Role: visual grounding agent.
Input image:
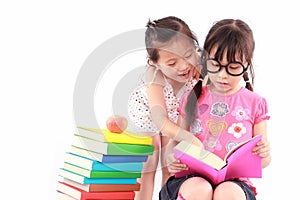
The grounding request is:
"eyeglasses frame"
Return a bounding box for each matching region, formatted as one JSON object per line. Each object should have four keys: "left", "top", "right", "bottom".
{"left": 203, "top": 58, "right": 248, "bottom": 76}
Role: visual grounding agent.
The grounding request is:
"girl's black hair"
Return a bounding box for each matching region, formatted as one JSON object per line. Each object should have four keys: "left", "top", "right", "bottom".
{"left": 145, "top": 16, "right": 199, "bottom": 62}
{"left": 185, "top": 19, "right": 255, "bottom": 125}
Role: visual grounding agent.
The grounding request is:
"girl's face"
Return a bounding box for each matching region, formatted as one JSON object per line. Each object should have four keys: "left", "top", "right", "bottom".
{"left": 207, "top": 47, "right": 247, "bottom": 95}
{"left": 154, "top": 36, "right": 200, "bottom": 83}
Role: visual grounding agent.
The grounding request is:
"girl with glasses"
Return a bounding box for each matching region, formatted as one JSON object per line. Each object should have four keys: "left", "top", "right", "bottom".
{"left": 160, "top": 19, "right": 271, "bottom": 200}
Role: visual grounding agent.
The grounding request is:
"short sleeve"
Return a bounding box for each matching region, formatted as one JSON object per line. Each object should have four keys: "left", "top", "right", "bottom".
{"left": 254, "top": 97, "right": 270, "bottom": 124}
{"left": 177, "top": 91, "right": 190, "bottom": 119}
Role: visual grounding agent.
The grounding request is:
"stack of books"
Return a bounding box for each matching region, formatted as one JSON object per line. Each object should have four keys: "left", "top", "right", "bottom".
{"left": 56, "top": 126, "right": 154, "bottom": 200}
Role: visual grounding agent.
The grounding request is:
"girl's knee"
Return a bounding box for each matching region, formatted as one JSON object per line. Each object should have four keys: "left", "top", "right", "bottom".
{"left": 213, "top": 181, "right": 246, "bottom": 200}
{"left": 178, "top": 177, "right": 213, "bottom": 200}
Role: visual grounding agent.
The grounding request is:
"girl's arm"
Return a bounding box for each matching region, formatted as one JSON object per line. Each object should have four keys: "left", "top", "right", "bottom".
{"left": 145, "top": 67, "right": 201, "bottom": 145}
{"left": 252, "top": 120, "right": 271, "bottom": 168}
{"left": 165, "top": 115, "right": 193, "bottom": 174}
{"left": 165, "top": 139, "right": 189, "bottom": 174}
{"left": 147, "top": 82, "right": 201, "bottom": 146}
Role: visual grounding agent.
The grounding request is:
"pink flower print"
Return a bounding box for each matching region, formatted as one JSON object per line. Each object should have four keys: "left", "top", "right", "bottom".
{"left": 204, "top": 137, "right": 222, "bottom": 152}
{"left": 231, "top": 106, "right": 250, "bottom": 121}
{"left": 228, "top": 122, "right": 246, "bottom": 138}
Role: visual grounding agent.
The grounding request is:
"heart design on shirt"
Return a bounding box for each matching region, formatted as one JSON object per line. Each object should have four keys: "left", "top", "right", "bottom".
{"left": 206, "top": 120, "right": 228, "bottom": 137}
{"left": 198, "top": 104, "right": 209, "bottom": 114}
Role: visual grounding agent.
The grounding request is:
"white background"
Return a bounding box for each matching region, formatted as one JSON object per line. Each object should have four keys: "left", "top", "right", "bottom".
{"left": 1, "top": 0, "right": 299, "bottom": 199}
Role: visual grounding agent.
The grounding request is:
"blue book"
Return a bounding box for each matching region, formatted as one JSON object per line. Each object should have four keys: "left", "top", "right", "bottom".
{"left": 59, "top": 168, "right": 137, "bottom": 184}
{"left": 64, "top": 152, "right": 143, "bottom": 171}
{"left": 69, "top": 146, "right": 148, "bottom": 163}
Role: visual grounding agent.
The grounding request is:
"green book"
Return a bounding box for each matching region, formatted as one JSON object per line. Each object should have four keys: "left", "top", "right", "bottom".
{"left": 63, "top": 163, "right": 142, "bottom": 178}
{"left": 72, "top": 135, "right": 154, "bottom": 156}
{"left": 58, "top": 168, "right": 137, "bottom": 184}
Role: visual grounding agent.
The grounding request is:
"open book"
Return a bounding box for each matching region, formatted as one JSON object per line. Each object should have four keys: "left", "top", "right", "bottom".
{"left": 173, "top": 135, "right": 262, "bottom": 185}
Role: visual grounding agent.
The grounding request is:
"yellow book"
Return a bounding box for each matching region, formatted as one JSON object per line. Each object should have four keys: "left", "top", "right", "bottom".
{"left": 76, "top": 126, "right": 152, "bottom": 145}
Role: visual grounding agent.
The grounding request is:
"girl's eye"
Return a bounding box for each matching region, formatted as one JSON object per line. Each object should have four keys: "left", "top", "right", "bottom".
{"left": 168, "top": 63, "right": 176, "bottom": 67}
{"left": 185, "top": 51, "right": 194, "bottom": 59}
{"left": 229, "top": 66, "right": 239, "bottom": 70}
{"left": 228, "top": 64, "right": 241, "bottom": 69}
{"left": 211, "top": 62, "right": 219, "bottom": 67}
{"left": 185, "top": 53, "right": 192, "bottom": 59}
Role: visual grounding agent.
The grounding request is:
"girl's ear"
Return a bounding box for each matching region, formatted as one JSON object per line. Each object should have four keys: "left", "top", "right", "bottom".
{"left": 147, "top": 59, "right": 156, "bottom": 67}
{"left": 148, "top": 59, "right": 161, "bottom": 69}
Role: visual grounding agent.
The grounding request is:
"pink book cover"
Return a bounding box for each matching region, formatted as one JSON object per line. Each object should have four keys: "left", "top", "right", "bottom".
{"left": 174, "top": 135, "right": 262, "bottom": 185}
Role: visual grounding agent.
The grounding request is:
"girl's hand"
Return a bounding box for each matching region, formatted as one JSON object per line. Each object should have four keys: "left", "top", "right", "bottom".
{"left": 252, "top": 137, "right": 271, "bottom": 168}
{"left": 168, "top": 159, "right": 189, "bottom": 174}
{"left": 252, "top": 138, "right": 270, "bottom": 159}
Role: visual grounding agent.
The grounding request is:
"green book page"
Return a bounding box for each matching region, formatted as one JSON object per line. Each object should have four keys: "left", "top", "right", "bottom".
{"left": 107, "top": 143, "right": 154, "bottom": 155}
{"left": 90, "top": 171, "right": 141, "bottom": 178}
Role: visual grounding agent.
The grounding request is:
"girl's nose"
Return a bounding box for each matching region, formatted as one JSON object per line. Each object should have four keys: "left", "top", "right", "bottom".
{"left": 218, "top": 66, "right": 228, "bottom": 77}
{"left": 177, "top": 59, "right": 190, "bottom": 71}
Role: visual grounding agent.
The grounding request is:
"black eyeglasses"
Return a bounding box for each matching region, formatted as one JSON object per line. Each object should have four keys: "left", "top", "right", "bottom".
{"left": 204, "top": 58, "right": 248, "bottom": 76}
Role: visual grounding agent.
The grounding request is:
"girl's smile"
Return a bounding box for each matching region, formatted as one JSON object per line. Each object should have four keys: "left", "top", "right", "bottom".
{"left": 178, "top": 68, "right": 192, "bottom": 79}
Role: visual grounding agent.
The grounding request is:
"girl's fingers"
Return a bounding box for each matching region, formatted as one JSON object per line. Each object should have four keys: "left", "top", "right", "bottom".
{"left": 253, "top": 142, "right": 270, "bottom": 158}
{"left": 253, "top": 139, "right": 269, "bottom": 152}
{"left": 168, "top": 160, "right": 188, "bottom": 173}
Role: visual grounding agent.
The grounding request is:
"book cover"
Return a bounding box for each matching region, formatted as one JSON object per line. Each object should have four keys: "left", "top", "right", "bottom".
{"left": 58, "top": 168, "right": 137, "bottom": 184}
{"left": 63, "top": 179, "right": 141, "bottom": 192}
{"left": 63, "top": 163, "right": 142, "bottom": 178}
{"left": 57, "top": 181, "right": 135, "bottom": 199}
{"left": 72, "top": 135, "right": 154, "bottom": 156}
{"left": 77, "top": 126, "right": 152, "bottom": 145}
{"left": 64, "top": 152, "right": 143, "bottom": 172}
{"left": 69, "top": 146, "right": 148, "bottom": 163}
{"left": 173, "top": 135, "right": 262, "bottom": 185}
{"left": 57, "top": 191, "right": 130, "bottom": 200}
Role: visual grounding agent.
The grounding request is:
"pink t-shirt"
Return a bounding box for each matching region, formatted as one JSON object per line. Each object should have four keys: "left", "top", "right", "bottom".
{"left": 178, "top": 86, "right": 270, "bottom": 193}
{"left": 178, "top": 86, "right": 270, "bottom": 159}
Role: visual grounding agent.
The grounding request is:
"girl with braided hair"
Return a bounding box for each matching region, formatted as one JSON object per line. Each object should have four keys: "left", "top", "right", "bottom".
{"left": 160, "top": 19, "right": 271, "bottom": 200}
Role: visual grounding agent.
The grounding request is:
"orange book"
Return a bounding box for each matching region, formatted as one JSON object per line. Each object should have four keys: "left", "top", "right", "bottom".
{"left": 56, "top": 181, "right": 135, "bottom": 200}
{"left": 63, "top": 179, "right": 140, "bottom": 192}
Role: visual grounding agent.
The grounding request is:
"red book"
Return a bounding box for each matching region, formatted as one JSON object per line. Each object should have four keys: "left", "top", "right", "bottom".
{"left": 63, "top": 179, "right": 140, "bottom": 192}
{"left": 56, "top": 192, "right": 132, "bottom": 200}
{"left": 56, "top": 181, "right": 135, "bottom": 200}
{"left": 174, "top": 135, "right": 262, "bottom": 185}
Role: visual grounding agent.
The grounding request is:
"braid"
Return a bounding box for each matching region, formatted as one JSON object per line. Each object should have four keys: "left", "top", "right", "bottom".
{"left": 243, "top": 71, "right": 254, "bottom": 91}
{"left": 185, "top": 51, "right": 208, "bottom": 126}
{"left": 185, "top": 76, "right": 204, "bottom": 125}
